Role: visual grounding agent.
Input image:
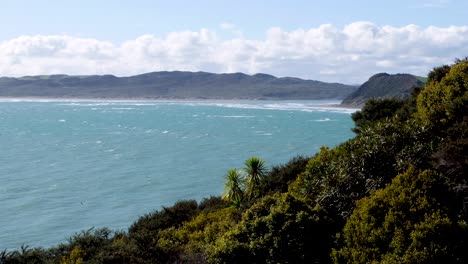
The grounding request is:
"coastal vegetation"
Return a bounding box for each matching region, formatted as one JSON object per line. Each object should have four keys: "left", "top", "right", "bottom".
{"left": 1, "top": 59, "right": 467, "bottom": 263}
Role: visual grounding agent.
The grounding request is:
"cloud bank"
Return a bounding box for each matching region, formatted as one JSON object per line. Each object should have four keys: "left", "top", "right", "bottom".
{"left": 1, "top": 22, "right": 467, "bottom": 84}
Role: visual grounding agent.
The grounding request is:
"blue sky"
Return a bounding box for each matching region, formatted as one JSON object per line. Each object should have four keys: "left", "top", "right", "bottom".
{"left": 2, "top": 0, "right": 467, "bottom": 41}
{"left": 0, "top": 0, "right": 467, "bottom": 83}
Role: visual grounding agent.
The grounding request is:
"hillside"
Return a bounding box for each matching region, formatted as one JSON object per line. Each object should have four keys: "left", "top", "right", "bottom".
{"left": 1, "top": 60, "right": 467, "bottom": 263}
{"left": 340, "top": 73, "right": 425, "bottom": 107}
{"left": 0, "top": 71, "right": 357, "bottom": 100}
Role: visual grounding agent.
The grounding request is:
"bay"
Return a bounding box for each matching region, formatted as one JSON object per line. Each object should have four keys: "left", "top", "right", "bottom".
{"left": 0, "top": 100, "right": 355, "bottom": 249}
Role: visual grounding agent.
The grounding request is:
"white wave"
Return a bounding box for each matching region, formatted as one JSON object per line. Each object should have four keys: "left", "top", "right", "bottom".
{"left": 312, "top": 118, "right": 334, "bottom": 122}
{"left": 58, "top": 101, "right": 157, "bottom": 107}
{"left": 219, "top": 115, "right": 256, "bottom": 118}
{"left": 60, "top": 102, "right": 113, "bottom": 106}
{"left": 162, "top": 130, "right": 169, "bottom": 134}
{"left": 256, "top": 131, "right": 273, "bottom": 136}
{"left": 185, "top": 101, "right": 358, "bottom": 114}
{"left": 0, "top": 98, "right": 60, "bottom": 103}
{"left": 58, "top": 119, "right": 66, "bottom": 122}
{"left": 111, "top": 107, "right": 135, "bottom": 110}
{"left": 76, "top": 100, "right": 359, "bottom": 114}
{"left": 1, "top": 98, "right": 359, "bottom": 113}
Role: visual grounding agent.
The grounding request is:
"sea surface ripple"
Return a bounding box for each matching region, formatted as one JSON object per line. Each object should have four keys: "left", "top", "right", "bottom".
{"left": 0, "top": 100, "right": 355, "bottom": 249}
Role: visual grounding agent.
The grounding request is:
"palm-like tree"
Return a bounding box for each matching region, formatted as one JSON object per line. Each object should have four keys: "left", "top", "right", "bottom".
{"left": 244, "top": 157, "right": 267, "bottom": 199}
{"left": 222, "top": 169, "right": 244, "bottom": 207}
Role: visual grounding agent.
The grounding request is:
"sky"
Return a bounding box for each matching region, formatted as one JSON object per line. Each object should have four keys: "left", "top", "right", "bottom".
{"left": 0, "top": 0, "right": 467, "bottom": 84}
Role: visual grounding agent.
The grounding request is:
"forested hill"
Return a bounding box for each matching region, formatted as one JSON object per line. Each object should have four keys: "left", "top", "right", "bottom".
{"left": 0, "top": 71, "right": 357, "bottom": 100}
{"left": 340, "top": 73, "right": 425, "bottom": 107}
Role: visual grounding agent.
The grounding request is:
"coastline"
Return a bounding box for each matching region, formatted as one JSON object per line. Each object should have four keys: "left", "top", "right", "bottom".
{"left": 0, "top": 96, "right": 361, "bottom": 113}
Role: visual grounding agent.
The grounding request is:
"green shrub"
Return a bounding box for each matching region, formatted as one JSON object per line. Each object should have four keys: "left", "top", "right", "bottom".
{"left": 128, "top": 200, "right": 200, "bottom": 262}
{"left": 0, "top": 246, "right": 51, "bottom": 264}
{"left": 258, "top": 155, "right": 310, "bottom": 195}
{"left": 291, "top": 118, "right": 437, "bottom": 219}
{"left": 351, "top": 98, "right": 406, "bottom": 134}
{"left": 417, "top": 60, "right": 468, "bottom": 128}
{"left": 208, "top": 193, "right": 335, "bottom": 264}
{"left": 332, "top": 168, "right": 467, "bottom": 263}
{"left": 156, "top": 207, "right": 239, "bottom": 263}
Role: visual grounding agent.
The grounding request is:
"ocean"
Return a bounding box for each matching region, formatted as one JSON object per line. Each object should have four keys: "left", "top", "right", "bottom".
{"left": 0, "top": 100, "right": 356, "bottom": 249}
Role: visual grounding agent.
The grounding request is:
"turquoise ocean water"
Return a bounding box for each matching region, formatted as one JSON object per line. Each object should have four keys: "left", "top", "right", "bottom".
{"left": 0, "top": 100, "right": 355, "bottom": 249}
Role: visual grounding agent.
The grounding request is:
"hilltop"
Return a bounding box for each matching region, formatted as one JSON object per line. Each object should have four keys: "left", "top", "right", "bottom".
{"left": 340, "top": 73, "right": 425, "bottom": 107}
{"left": 0, "top": 71, "right": 357, "bottom": 100}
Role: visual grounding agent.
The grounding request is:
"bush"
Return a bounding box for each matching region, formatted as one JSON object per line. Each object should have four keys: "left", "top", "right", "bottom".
{"left": 156, "top": 207, "right": 239, "bottom": 263}
{"left": 333, "top": 168, "right": 467, "bottom": 263}
{"left": 128, "top": 200, "right": 200, "bottom": 262}
{"left": 351, "top": 98, "right": 406, "bottom": 134}
{"left": 129, "top": 200, "right": 199, "bottom": 238}
{"left": 0, "top": 246, "right": 51, "bottom": 264}
{"left": 257, "top": 155, "right": 310, "bottom": 195}
{"left": 207, "top": 193, "right": 335, "bottom": 264}
{"left": 417, "top": 60, "right": 468, "bottom": 128}
{"left": 291, "top": 118, "right": 438, "bottom": 219}
{"left": 198, "top": 196, "right": 229, "bottom": 213}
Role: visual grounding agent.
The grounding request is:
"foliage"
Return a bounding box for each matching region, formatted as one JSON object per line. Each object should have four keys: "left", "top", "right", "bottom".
{"left": 129, "top": 199, "right": 199, "bottom": 238}
{"left": 51, "top": 228, "right": 143, "bottom": 264}
{"left": 207, "top": 193, "right": 335, "bottom": 264}
{"left": 290, "top": 118, "right": 438, "bottom": 219}
{"left": 243, "top": 157, "right": 267, "bottom": 199}
{"left": 156, "top": 207, "right": 239, "bottom": 263}
{"left": 257, "top": 155, "right": 309, "bottom": 195}
{"left": 61, "top": 246, "right": 84, "bottom": 264}
{"left": 427, "top": 64, "right": 451, "bottom": 84}
{"left": 332, "top": 168, "right": 467, "bottom": 263}
{"left": 221, "top": 157, "right": 269, "bottom": 207}
{"left": 392, "top": 85, "right": 423, "bottom": 121}
{"left": 198, "top": 196, "right": 230, "bottom": 213}
{"left": 222, "top": 169, "right": 245, "bottom": 208}
{"left": 126, "top": 200, "right": 200, "bottom": 262}
{"left": 0, "top": 246, "right": 51, "bottom": 264}
{"left": 417, "top": 60, "right": 468, "bottom": 128}
{"left": 351, "top": 98, "right": 406, "bottom": 134}
{"left": 432, "top": 116, "right": 468, "bottom": 220}
{"left": 58, "top": 228, "right": 113, "bottom": 260}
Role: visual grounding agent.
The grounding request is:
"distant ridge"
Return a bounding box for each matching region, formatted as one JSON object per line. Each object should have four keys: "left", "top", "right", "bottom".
{"left": 340, "top": 73, "right": 425, "bottom": 107}
{"left": 0, "top": 71, "right": 357, "bottom": 100}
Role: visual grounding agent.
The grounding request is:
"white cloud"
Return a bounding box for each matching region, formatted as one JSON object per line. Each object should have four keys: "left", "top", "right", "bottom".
{"left": 219, "top": 23, "right": 243, "bottom": 38}
{"left": 1, "top": 22, "right": 467, "bottom": 84}
{"left": 319, "top": 70, "right": 337, "bottom": 75}
{"left": 409, "top": 0, "right": 450, "bottom": 8}
{"left": 220, "top": 23, "right": 236, "bottom": 30}
{"left": 420, "top": 0, "right": 450, "bottom": 8}
{"left": 376, "top": 60, "right": 396, "bottom": 68}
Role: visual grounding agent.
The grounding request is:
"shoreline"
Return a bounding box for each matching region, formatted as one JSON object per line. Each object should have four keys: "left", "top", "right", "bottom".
{"left": 0, "top": 97, "right": 361, "bottom": 111}
{"left": 0, "top": 96, "right": 355, "bottom": 103}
